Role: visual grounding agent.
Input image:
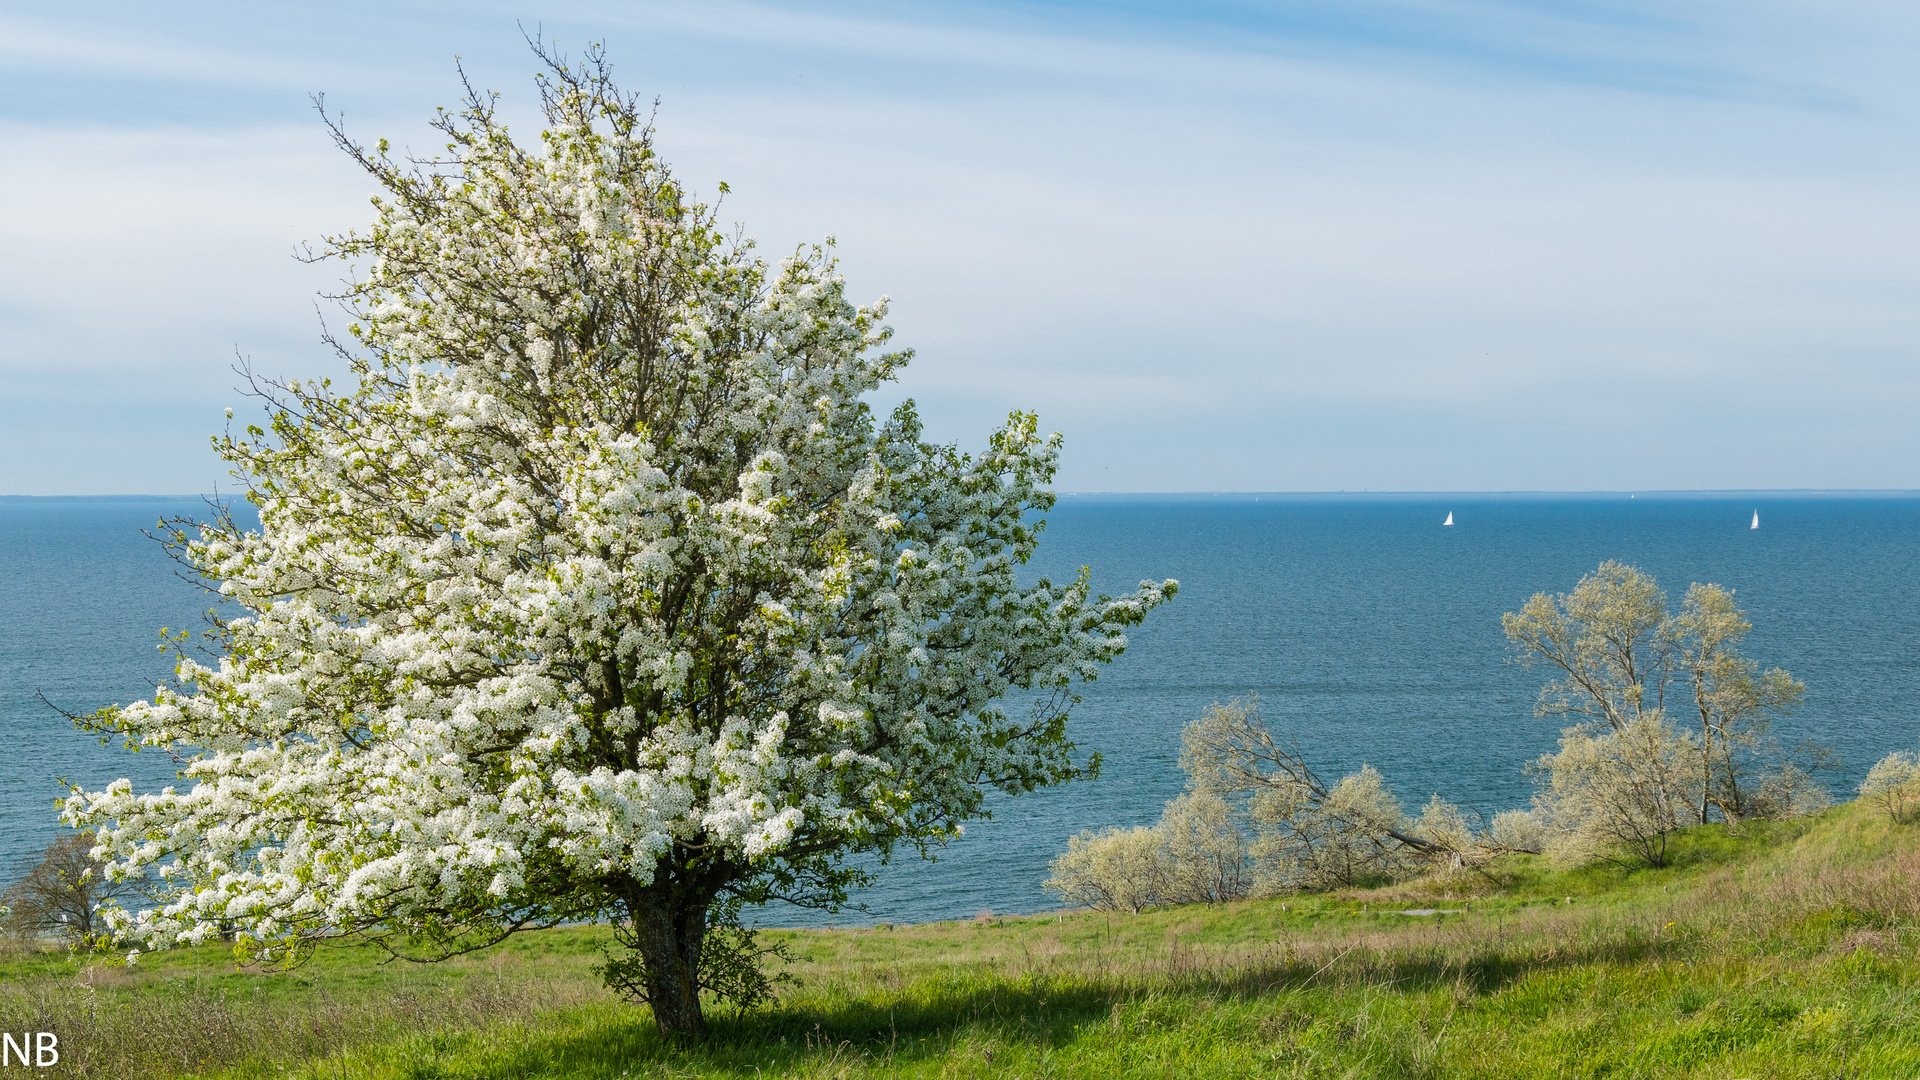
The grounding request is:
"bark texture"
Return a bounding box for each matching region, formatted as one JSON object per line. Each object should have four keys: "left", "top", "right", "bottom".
{"left": 606, "top": 865, "right": 724, "bottom": 1039}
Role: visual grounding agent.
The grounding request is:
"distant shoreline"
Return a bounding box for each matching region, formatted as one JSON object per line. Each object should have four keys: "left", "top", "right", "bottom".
{"left": 0, "top": 494, "right": 217, "bottom": 502}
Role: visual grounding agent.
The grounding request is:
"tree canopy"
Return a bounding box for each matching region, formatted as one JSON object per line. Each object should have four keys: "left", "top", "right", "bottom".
{"left": 65, "top": 48, "right": 1173, "bottom": 1038}
{"left": 1492, "top": 560, "right": 1829, "bottom": 875}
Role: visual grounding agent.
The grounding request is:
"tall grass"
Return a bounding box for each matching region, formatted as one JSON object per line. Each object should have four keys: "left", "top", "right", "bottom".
{"left": 4, "top": 798, "right": 1919, "bottom": 1078}
{"left": 0, "top": 936, "right": 611, "bottom": 1077}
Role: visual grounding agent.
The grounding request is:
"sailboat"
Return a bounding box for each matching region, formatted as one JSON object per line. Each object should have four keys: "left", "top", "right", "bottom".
{"left": 1443, "top": 512, "right": 1454, "bottom": 526}
{"left": 1751, "top": 510, "right": 1759, "bottom": 530}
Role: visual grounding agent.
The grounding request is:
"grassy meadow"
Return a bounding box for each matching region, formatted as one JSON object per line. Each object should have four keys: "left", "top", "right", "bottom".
{"left": 5, "top": 798, "right": 1920, "bottom": 1078}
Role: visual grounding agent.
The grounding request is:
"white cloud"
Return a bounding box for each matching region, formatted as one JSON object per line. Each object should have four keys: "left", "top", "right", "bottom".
{"left": 0, "top": 124, "right": 365, "bottom": 372}
{"left": 0, "top": 2, "right": 1915, "bottom": 492}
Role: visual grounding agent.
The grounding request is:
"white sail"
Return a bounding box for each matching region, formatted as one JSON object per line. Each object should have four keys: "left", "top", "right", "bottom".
{"left": 1443, "top": 512, "right": 1453, "bottom": 526}
{"left": 1751, "top": 510, "right": 1760, "bottom": 530}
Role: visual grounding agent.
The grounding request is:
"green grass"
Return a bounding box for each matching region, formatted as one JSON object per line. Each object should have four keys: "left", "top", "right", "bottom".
{"left": 7, "top": 800, "right": 1920, "bottom": 1078}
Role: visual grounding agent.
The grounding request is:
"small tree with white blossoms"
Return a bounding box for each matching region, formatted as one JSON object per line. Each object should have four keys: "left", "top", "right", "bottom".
{"left": 65, "top": 48, "right": 1173, "bottom": 1039}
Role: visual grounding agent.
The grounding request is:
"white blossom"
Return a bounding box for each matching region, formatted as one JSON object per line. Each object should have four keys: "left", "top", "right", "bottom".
{"left": 66, "top": 55, "right": 1175, "bottom": 991}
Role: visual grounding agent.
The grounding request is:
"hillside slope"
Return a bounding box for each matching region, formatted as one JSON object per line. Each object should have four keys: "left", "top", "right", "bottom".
{"left": 4, "top": 798, "right": 1919, "bottom": 1078}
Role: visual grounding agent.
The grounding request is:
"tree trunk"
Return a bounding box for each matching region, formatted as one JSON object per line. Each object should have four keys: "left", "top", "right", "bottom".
{"left": 1699, "top": 726, "right": 1715, "bottom": 826}
{"left": 621, "top": 875, "right": 713, "bottom": 1040}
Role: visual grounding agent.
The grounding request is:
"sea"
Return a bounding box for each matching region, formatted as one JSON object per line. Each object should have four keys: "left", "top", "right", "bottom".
{"left": 4, "top": 493, "right": 1917, "bottom": 927}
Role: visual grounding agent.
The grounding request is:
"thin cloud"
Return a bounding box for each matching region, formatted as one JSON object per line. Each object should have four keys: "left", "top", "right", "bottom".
{"left": 587, "top": 0, "right": 1865, "bottom": 105}
{"left": 0, "top": 3, "right": 1915, "bottom": 492}
{"left": 0, "top": 13, "right": 413, "bottom": 96}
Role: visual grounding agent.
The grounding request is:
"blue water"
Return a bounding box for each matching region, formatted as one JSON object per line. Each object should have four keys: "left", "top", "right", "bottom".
{"left": 0, "top": 497, "right": 231, "bottom": 877}
{"left": 4, "top": 494, "right": 1918, "bottom": 925}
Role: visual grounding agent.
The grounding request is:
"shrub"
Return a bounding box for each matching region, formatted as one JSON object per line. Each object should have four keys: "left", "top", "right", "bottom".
{"left": 1530, "top": 715, "right": 1701, "bottom": 868}
{"left": 1158, "top": 791, "right": 1248, "bottom": 905}
{"left": 1408, "top": 795, "right": 1474, "bottom": 854}
{"left": 1749, "top": 763, "right": 1832, "bottom": 820}
{"left": 1044, "top": 827, "right": 1170, "bottom": 914}
{"left": 1251, "top": 764, "right": 1411, "bottom": 891}
{"left": 1860, "top": 751, "right": 1920, "bottom": 823}
{"left": 1045, "top": 789, "right": 1255, "bottom": 913}
{"left": 1485, "top": 809, "right": 1548, "bottom": 854}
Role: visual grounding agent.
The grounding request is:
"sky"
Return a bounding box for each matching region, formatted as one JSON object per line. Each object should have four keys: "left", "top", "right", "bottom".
{"left": 1, "top": 1, "right": 1916, "bottom": 494}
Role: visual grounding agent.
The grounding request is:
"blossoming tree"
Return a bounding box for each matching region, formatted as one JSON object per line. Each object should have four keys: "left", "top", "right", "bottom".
{"left": 65, "top": 50, "right": 1174, "bottom": 1038}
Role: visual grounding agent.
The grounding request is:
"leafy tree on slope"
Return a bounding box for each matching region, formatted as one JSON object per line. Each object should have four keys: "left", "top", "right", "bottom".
{"left": 1, "top": 832, "right": 142, "bottom": 945}
{"left": 1503, "top": 563, "right": 1822, "bottom": 873}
